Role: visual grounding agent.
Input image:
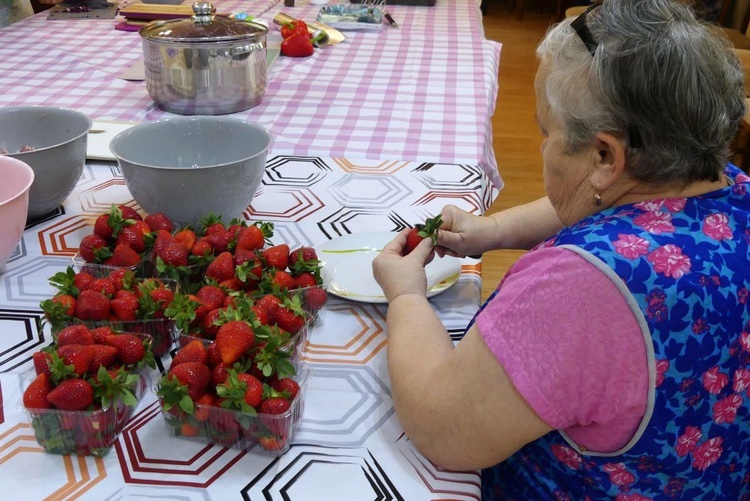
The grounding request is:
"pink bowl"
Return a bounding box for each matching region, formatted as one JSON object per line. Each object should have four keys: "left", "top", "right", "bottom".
{"left": 0, "top": 156, "right": 34, "bottom": 270}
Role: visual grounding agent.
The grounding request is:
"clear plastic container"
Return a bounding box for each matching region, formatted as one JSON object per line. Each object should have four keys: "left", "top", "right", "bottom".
{"left": 49, "top": 278, "right": 179, "bottom": 357}
{"left": 156, "top": 365, "right": 310, "bottom": 455}
{"left": 72, "top": 251, "right": 153, "bottom": 278}
{"left": 23, "top": 372, "right": 149, "bottom": 456}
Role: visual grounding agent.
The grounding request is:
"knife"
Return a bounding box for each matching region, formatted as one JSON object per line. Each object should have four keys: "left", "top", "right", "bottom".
{"left": 382, "top": 9, "right": 398, "bottom": 28}
{"left": 273, "top": 13, "right": 346, "bottom": 47}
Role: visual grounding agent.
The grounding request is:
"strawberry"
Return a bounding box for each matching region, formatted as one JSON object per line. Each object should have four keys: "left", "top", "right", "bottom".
{"left": 93, "top": 213, "right": 114, "bottom": 239}
{"left": 271, "top": 270, "right": 296, "bottom": 290}
{"left": 205, "top": 252, "right": 235, "bottom": 283}
{"left": 196, "top": 285, "right": 226, "bottom": 311}
{"left": 56, "top": 344, "right": 95, "bottom": 376}
{"left": 295, "top": 272, "right": 318, "bottom": 289}
{"left": 105, "top": 334, "right": 146, "bottom": 365}
{"left": 174, "top": 229, "right": 197, "bottom": 252}
{"left": 211, "top": 362, "right": 231, "bottom": 386}
{"left": 273, "top": 378, "right": 301, "bottom": 400}
{"left": 237, "top": 373, "right": 263, "bottom": 408}
{"left": 255, "top": 294, "right": 281, "bottom": 320}
{"left": 75, "top": 289, "right": 110, "bottom": 320}
{"left": 51, "top": 294, "right": 76, "bottom": 317}
{"left": 168, "top": 362, "right": 211, "bottom": 400}
{"left": 90, "top": 326, "right": 115, "bottom": 344}
{"left": 160, "top": 242, "right": 189, "bottom": 267}
{"left": 110, "top": 269, "right": 136, "bottom": 291}
{"left": 223, "top": 294, "right": 239, "bottom": 309}
{"left": 252, "top": 305, "right": 271, "bottom": 325}
{"left": 23, "top": 373, "right": 54, "bottom": 409}
{"left": 153, "top": 229, "right": 177, "bottom": 257}
{"left": 171, "top": 339, "right": 208, "bottom": 368}
{"left": 288, "top": 247, "right": 321, "bottom": 276}
{"left": 145, "top": 213, "right": 174, "bottom": 233}
{"left": 116, "top": 226, "right": 146, "bottom": 254}
{"left": 32, "top": 351, "right": 53, "bottom": 376}
{"left": 304, "top": 287, "right": 328, "bottom": 312}
{"left": 200, "top": 308, "right": 222, "bottom": 339}
{"left": 259, "top": 395, "right": 292, "bottom": 415}
{"left": 111, "top": 243, "right": 142, "bottom": 267}
{"left": 404, "top": 215, "right": 443, "bottom": 255}
{"left": 236, "top": 225, "right": 265, "bottom": 251}
{"left": 262, "top": 244, "right": 290, "bottom": 270}
{"left": 118, "top": 204, "right": 143, "bottom": 222}
{"left": 257, "top": 435, "right": 286, "bottom": 451}
{"left": 180, "top": 423, "right": 200, "bottom": 437}
{"left": 259, "top": 396, "right": 292, "bottom": 437}
{"left": 203, "top": 217, "right": 226, "bottom": 235}
{"left": 57, "top": 325, "right": 94, "bottom": 346}
{"left": 289, "top": 246, "right": 318, "bottom": 265}
{"left": 73, "top": 271, "right": 95, "bottom": 292}
{"left": 89, "top": 344, "right": 118, "bottom": 371}
{"left": 150, "top": 287, "right": 174, "bottom": 312}
{"left": 79, "top": 234, "right": 110, "bottom": 263}
{"left": 274, "top": 306, "right": 306, "bottom": 335}
{"left": 111, "top": 295, "right": 139, "bottom": 321}
{"left": 204, "top": 231, "right": 232, "bottom": 254}
{"left": 47, "top": 378, "right": 94, "bottom": 411}
{"left": 215, "top": 320, "right": 255, "bottom": 364}
{"left": 191, "top": 239, "right": 214, "bottom": 257}
{"left": 89, "top": 277, "right": 116, "bottom": 297}
{"left": 206, "top": 341, "right": 223, "bottom": 367}
{"left": 194, "top": 393, "right": 218, "bottom": 422}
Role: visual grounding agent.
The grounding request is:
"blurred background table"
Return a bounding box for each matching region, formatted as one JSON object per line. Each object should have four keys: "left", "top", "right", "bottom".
{"left": 0, "top": 0, "right": 503, "bottom": 188}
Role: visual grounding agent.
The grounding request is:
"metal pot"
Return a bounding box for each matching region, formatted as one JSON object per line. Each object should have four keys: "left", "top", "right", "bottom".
{"left": 139, "top": 2, "right": 268, "bottom": 115}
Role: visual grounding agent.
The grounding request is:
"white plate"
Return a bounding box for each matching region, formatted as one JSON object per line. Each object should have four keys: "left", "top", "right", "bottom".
{"left": 316, "top": 231, "right": 461, "bottom": 303}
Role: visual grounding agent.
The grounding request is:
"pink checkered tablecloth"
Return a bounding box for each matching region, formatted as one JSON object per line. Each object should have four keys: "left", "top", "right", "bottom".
{"left": 0, "top": 0, "right": 504, "bottom": 188}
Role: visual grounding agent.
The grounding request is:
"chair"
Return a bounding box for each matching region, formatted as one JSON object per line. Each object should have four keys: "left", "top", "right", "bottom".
{"left": 720, "top": 0, "right": 750, "bottom": 49}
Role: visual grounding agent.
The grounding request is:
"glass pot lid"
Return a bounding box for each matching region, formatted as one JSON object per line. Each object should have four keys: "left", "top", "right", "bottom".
{"left": 139, "top": 2, "right": 268, "bottom": 43}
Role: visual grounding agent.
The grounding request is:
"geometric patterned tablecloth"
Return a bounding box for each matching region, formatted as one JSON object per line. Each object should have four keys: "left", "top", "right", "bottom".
{"left": 0, "top": 156, "right": 497, "bottom": 500}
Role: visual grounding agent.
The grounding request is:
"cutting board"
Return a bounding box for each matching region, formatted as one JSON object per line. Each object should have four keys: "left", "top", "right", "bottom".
{"left": 119, "top": 3, "right": 229, "bottom": 20}
{"left": 87, "top": 120, "right": 139, "bottom": 161}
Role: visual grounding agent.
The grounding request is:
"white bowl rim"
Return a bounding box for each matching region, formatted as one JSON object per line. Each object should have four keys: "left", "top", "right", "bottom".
{"left": 109, "top": 117, "right": 273, "bottom": 171}
{"left": 0, "top": 156, "right": 36, "bottom": 206}
{"left": 0, "top": 105, "right": 92, "bottom": 155}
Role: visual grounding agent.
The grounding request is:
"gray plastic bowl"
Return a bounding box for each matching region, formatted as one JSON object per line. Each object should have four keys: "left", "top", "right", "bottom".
{"left": 110, "top": 117, "right": 271, "bottom": 227}
{"left": 0, "top": 106, "right": 91, "bottom": 220}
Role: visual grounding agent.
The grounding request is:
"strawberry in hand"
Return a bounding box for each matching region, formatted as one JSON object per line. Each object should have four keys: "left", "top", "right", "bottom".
{"left": 403, "top": 215, "right": 443, "bottom": 255}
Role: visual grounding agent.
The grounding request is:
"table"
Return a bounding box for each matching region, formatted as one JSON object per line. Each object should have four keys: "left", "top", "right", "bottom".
{"left": 0, "top": 0, "right": 503, "bottom": 188}
{"left": 0, "top": 155, "right": 495, "bottom": 499}
{"left": 0, "top": 1, "right": 501, "bottom": 498}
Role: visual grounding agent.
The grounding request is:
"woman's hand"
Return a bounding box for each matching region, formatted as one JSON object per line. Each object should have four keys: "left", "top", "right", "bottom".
{"left": 435, "top": 204, "right": 495, "bottom": 258}
{"left": 373, "top": 229, "right": 435, "bottom": 303}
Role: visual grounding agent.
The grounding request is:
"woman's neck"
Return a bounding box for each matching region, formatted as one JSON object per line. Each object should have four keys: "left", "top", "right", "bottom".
{"left": 610, "top": 176, "right": 730, "bottom": 209}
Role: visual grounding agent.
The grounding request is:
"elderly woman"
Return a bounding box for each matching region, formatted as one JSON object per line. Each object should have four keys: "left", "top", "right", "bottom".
{"left": 373, "top": 0, "right": 750, "bottom": 498}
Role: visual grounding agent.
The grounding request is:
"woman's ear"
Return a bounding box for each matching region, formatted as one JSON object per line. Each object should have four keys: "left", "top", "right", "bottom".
{"left": 589, "top": 132, "right": 627, "bottom": 191}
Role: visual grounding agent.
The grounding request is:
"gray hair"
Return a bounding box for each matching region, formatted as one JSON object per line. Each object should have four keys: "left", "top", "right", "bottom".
{"left": 537, "top": 0, "right": 747, "bottom": 184}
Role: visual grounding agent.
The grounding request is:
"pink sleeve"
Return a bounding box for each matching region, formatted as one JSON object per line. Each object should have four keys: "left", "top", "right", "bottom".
{"left": 475, "top": 246, "right": 649, "bottom": 453}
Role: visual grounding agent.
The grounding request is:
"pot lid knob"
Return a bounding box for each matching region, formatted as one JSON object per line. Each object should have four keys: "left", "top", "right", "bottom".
{"left": 192, "top": 1, "right": 216, "bottom": 25}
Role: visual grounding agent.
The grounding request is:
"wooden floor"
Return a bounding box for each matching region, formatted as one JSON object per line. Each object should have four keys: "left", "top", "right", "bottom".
{"left": 479, "top": 6, "right": 558, "bottom": 300}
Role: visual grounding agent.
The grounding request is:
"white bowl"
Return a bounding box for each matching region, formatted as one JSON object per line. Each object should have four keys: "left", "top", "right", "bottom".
{"left": 110, "top": 117, "right": 272, "bottom": 227}
{"left": 0, "top": 106, "right": 91, "bottom": 220}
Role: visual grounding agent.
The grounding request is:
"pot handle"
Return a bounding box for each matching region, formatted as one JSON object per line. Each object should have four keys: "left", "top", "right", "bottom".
{"left": 230, "top": 43, "right": 265, "bottom": 56}
{"left": 192, "top": 1, "right": 216, "bottom": 25}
